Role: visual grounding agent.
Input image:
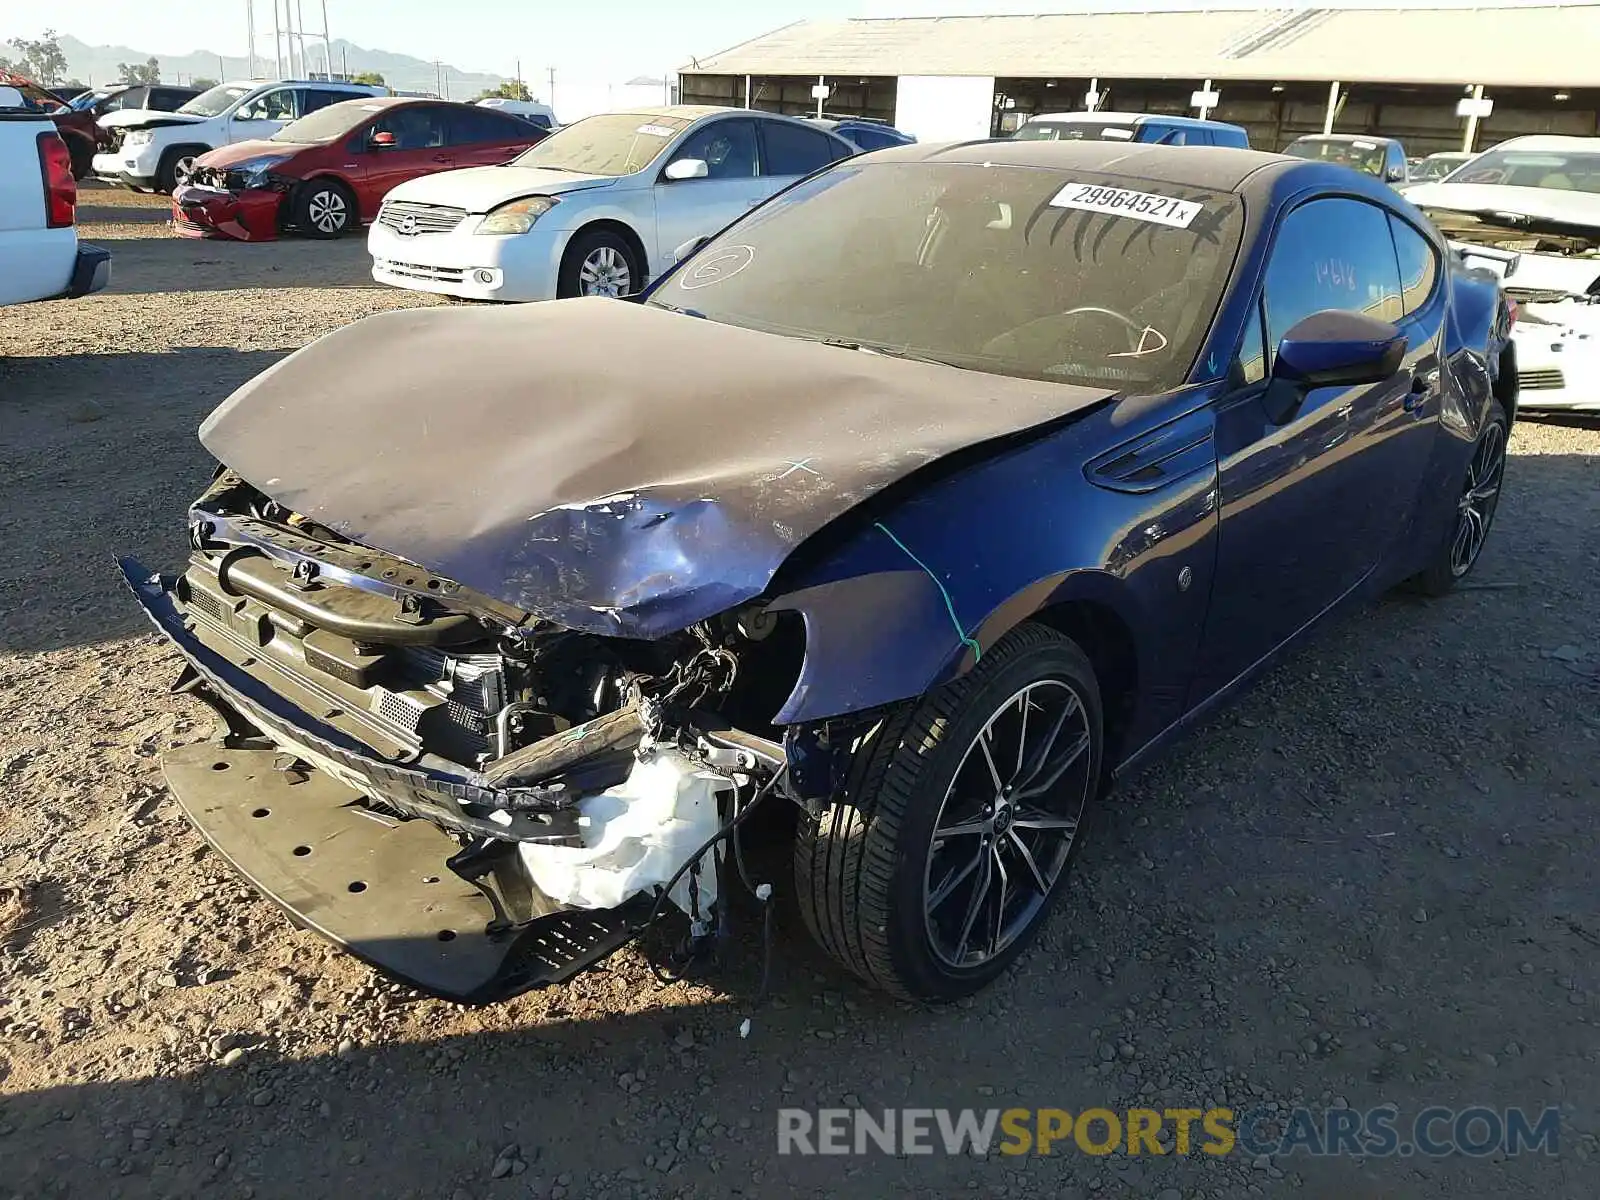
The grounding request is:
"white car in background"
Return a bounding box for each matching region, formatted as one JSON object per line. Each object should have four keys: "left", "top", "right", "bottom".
{"left": 93, "top": 78, "right": 386, "bottom": 193}
{"left": 1407, "top": 135, "right": 1600, "bottom": 412}
{"left": 474, "top": 97, "right": 558, "bottom": 131}
{"left": 368, "top": 105, "right": 855, "bottom": 301}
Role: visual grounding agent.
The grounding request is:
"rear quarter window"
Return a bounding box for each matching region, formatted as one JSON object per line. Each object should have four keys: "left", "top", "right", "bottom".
{"left": 1388, "top": 216, "right": 1440, "bottom": 315}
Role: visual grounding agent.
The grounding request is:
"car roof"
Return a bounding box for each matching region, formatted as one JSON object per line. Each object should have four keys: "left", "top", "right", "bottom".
{"left": 1493, "top": 134, "right": 1600, "bottom": 150}
{"left": 1027, "top": 111, "right": 1235, "bottom": 129}
{"left": 873, "top": 139, "right": 1290, "bottom": 192}
{"left": 1292, "top": 133, "right": 1397, "bottom": 146}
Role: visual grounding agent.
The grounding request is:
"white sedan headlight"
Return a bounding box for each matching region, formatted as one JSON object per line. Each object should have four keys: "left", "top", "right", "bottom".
{"left": 476, "top": 196, "right": 558, "bottom": 235}
{"left": 124, "top": 129, "right": 154, "bottom": 146}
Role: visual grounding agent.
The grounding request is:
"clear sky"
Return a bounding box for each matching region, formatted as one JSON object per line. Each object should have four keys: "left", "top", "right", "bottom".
{"left": 3, "top": 1, "right": 857, "bottom": 86}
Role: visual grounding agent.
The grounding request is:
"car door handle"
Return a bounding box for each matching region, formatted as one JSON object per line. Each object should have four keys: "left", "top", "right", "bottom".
{"left": 1405, "top": 368, "right": 1439, "bottom": 411}
{"left": 431, "top": 154, "right": 452, "bottom": 163}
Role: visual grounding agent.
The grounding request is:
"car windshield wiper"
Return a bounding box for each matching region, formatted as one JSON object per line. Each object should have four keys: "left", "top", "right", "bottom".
{"left": 649, "top": 302, "right": 707, "bottom": 318}
{"left": 817, "top": 337, "right": 960, "bottom": 369}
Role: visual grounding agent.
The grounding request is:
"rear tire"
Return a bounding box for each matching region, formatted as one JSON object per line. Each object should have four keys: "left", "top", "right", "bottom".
{"left": 292, "top": 179, "right": 357, "bottom": 239}
{"left": 793, "top": 622, "right": 1102, "bottom": 1001}
{"left": 1411, "top": 399, "right": 1508, "bottom": 596}
{"left": 557, "top": 228, "right": 641, "bottom": 298}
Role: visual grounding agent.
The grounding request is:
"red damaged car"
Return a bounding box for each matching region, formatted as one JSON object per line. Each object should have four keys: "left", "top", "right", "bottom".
{"left": 172, "top": 97, "right": 545, "bottom": 241}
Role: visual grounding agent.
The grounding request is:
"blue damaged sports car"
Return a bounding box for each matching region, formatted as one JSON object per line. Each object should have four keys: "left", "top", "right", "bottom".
{"left": 122, "top": 140, "right": 1516, "bottom": 1003}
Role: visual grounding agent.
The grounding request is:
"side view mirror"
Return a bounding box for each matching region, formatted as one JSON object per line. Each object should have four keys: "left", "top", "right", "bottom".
{"left": 1273, "top": 310, "right": 1407, "bottom": 390}
{"left": 673, "top": 235, "right": 710, "bottom": 262}
{"left": 664, "top": 157, "right": 709, "bottom": 181}
{"left": 370, "top": 130, "right": 398, "bottom": 149}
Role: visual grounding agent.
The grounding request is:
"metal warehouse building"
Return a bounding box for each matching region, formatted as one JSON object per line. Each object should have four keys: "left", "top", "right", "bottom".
{"left": 678, "top": 2, "right": 1600, "bottom": 155}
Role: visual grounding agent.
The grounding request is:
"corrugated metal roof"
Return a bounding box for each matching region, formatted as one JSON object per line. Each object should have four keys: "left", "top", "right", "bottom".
{"left": 684, "top": 5, "right": 1600, "bottom": 89}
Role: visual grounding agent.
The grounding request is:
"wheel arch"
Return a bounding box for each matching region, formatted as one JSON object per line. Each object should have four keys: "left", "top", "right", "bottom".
{"left": 568, "top": 218, "right": 649, "bottom": 281}
{"left": 773, "top": 565, "right": 1149, "bottom": 748}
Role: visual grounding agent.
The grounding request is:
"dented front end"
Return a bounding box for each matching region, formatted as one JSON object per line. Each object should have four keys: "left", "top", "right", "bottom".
{"left": 123, "top": 472, "right": 807, "bottom": 1001}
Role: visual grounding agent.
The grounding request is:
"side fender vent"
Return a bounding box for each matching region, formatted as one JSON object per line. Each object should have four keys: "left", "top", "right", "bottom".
{"left": 1085, "top": 409, "right": 1217, "bottom": 494}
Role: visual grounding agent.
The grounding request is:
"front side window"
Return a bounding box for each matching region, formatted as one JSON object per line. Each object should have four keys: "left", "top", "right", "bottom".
{"left": 236, "top": 87, "right": 298, "bottom": 122}
{"left": 368, "top": 105, "right": 447, "bottom": 150}
{"left": 668, "top": 119, "right": 757, "bottom": 179}
{"left": 760, "top": 120, "right": 845, "bottom": 177}
{"left": 1263, "top": 198, "right": 1404, "bottom": 349}
{"left": 1389, "top": 216, "right": 1440, "bottom": 316}
{"left": 508, "top": 112, "right": 691, "bottom": 176}
{"left": 650, "top": 160, "right": 1243, "bottom": 390}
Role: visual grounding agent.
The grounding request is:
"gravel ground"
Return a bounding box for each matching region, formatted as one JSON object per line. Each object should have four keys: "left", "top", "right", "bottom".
{"left": 2, "top": 187, "right": 1599, "bottom": 1199}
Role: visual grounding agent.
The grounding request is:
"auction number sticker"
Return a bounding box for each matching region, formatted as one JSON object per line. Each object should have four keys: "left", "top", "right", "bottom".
{"left": 636, "top": 124, "right": 677, "bottom": 137}
{"left": 1048, "top": 182, "right": 1203, "bottom": 229}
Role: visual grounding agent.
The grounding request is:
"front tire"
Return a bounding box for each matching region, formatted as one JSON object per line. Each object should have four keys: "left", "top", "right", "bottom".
{"left": 1412, "top": 399, "right": 1508, "bottom": 596}
{"left": 794, "top": 623, "right": 1102, "bottom": 1001}
{"left": 557, "top": 228, "right": 641, "bottom": 298}
{"left": 292, "top": 179, "right": 356, "bottom": 239}
{"left": 155, "top": 146, "right": 204, "bottom": 194}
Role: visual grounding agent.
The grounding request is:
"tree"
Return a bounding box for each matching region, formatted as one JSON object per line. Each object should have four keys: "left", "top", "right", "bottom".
{"left": 351, "top": 71, "right": 384, "bottom": 86}
{"left": 117, "top": 57, "right": 161, "bottom": 85}
{"left": 3, "top": 29, "right": 68, "bottom": 84}
{"left": 190, "top": 77, "right": 218, "bottom": 91}
{"left": 475, "top": 80, "right": 531, "bottom": 102}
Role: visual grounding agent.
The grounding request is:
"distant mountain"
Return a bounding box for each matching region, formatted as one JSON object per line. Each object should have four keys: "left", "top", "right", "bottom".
{"left": 38, "top": 33, "right": 515, "bottom": 99}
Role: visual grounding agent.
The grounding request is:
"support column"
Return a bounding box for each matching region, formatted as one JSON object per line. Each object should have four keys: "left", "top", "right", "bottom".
{"left": 744, "top": 75, "right": 751, "bottom": 108}
{"left": 1085, "top": 76, "right": 1100, "bottom": 112}
{"left": 1323, "top": 80, "right": 1341, "bottom": 134}
{"left": 1463, "top": 83, "right": 1486, "bottom": 153}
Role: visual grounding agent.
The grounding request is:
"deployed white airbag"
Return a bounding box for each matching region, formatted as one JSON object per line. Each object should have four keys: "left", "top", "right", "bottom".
{"left": 517, "top": 749, "right": 732, "bottom": 915}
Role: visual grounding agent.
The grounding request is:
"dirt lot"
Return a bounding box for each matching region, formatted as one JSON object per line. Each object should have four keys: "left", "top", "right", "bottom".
{"left": 1, "top": 186, "right": 1598, "bottom": 1200}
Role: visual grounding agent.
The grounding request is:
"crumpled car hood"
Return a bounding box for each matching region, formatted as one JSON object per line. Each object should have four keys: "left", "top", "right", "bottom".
{"left": 198, "top": 299, "right": 1114, "bottom": 638}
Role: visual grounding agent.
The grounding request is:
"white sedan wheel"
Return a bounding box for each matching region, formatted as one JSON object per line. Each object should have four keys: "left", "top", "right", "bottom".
{"left": 578, "top": 245, "right": 632, "bottom": 297}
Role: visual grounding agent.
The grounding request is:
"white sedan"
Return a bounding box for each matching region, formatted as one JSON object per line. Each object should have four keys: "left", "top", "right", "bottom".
{"left": 368, "top": 105, "right": 855, "bottom": 301}
{"left": 1408, "top": 135, "right": 1600, "bottom": 412}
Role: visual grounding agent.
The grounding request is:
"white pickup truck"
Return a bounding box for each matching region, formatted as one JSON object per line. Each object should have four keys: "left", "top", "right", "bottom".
{"left": 0, "top": 84, "right": 110, "bottom": 306}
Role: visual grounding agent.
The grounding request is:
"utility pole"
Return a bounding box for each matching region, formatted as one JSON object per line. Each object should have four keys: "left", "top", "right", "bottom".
{"left": 273, "top": 0, "right": 283, "bottom": 77}
{"left": 320, "top": 0, "right": 332, "bottom": 79}
{"left": 246, "top": 0, "right": 256, "bottom": 77}
{"left": 548, "top": 66, "right": 556, "bottom": 111}
{"left": 435, "top": 59, "right": 443, "bottom": 97}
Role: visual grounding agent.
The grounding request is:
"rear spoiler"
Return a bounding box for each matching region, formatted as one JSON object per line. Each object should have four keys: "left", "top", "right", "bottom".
{"left": 1450, "top": 240, "right": 1519, "bottom": 281}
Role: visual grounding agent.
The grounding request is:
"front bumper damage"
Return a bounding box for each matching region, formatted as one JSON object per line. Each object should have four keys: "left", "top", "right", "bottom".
{"left": 172, "top": 183, "right": 284, "bottom": 241}
{"left": 120, "top": 558, "right": 664, "bottom": 1002}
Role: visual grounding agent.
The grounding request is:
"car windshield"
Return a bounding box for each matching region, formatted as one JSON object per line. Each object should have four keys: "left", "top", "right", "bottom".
{"left": 1447, "top": 147, "right": 1600, "bottom": 193}
{"left": 1283, "top": 137, "right": 1386, "bottom": 176}
{"left": 1014, "top": 120, "right": 1137, "bottom": 143}
{"left": 67, "top": 89, "right": 110, "bottom": 111}
{"left": 272, "top": 101, "right": 388, "bottom": 143}
{"left": 649, "top": 161, "right": 1242, "bottom": 390}
{"left": 507, "top": 112, "right": 692, "bottom": 175}
{"left": 179, "top": 83, "right": 252, "bottom": 117}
